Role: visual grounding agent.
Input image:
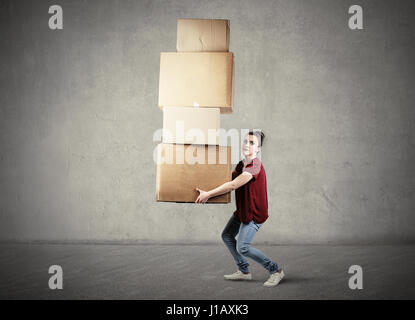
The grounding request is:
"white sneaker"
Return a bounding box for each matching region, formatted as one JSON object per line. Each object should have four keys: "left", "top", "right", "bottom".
{"left": 263, "top": 270, "right": 285, "bottom": 287}
{"left": 224, "top": 270, "right": 252, "bottom": 281}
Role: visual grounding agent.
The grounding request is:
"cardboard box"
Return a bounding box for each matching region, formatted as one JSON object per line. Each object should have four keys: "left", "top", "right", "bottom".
{"left": 158, "top": 52, "right": 234, "bottom": 114}
{"left": 156, "top": 143, "right": 231, "bottom": 203}
{"left": 177, "top": 18, "right": 230, "bottom": 52}
{"left": 162, "top": 107, "right": 220, "bottom": 145}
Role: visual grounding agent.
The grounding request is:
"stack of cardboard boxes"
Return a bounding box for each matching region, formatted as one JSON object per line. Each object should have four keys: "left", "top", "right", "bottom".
{"left": 156, "top": 19, "right": 234, "bottom": 203}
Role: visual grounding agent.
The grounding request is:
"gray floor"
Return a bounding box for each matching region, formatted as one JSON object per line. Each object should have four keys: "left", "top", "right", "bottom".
{"left": 0, "top": 243, "right": 414, "bottom": 299}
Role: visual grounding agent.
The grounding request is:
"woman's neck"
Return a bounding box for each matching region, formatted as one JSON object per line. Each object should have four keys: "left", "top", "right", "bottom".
{"left": 243, "top": 154, "right": 257, "bottom": 164}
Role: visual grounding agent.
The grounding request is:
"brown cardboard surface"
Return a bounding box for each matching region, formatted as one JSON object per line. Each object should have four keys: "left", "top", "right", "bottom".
{"left": 156, "top": 143, "right": 232, "bottom": 203}
{"left": 177, "top": 18, "right": 230, "bottom": 52}
{"left": 158, "top": 52, "right": 234, "bottom": 113}
{"left": 162, "top": 107, "right": 220, "bottom": 145}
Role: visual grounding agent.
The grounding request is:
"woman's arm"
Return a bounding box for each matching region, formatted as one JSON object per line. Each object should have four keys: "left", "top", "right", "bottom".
{"left": 195, "top": 172, "right": 253, "bottom": 204}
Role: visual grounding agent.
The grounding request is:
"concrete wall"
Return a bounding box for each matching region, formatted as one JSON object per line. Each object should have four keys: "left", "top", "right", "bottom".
{"left": 1, "top": 0, "right": 414, "bottom": 244}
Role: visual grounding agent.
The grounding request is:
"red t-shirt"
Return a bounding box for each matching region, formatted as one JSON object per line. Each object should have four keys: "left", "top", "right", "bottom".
{"left": 233, "top": 157, "right": 269, "bottom": 224}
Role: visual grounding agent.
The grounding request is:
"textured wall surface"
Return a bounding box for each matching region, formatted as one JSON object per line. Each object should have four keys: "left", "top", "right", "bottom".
{"left": 0, "top": 0, "right": 414, "bottom": 244}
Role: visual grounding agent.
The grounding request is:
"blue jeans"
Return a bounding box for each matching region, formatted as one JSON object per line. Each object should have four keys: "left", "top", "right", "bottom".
{"left": 221, "top": 214, "right": 280, "bottom": 274}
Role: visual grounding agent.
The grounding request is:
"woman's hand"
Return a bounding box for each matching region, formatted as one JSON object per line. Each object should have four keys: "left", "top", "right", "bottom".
{"left": 195, "top": 188, "right": 210, "bottom": 204}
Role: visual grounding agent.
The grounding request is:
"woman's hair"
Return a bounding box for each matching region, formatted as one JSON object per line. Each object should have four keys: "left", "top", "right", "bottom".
{"left": 248, "top": 130, "right": 265, "bottom": 147}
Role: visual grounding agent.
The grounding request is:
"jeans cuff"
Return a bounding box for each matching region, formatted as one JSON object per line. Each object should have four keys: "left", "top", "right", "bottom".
{"left": 269, "top": 264, "right": 280, "bottom": 274}
{"left": 238, "top": 264, "right": 249, "bottom": 273}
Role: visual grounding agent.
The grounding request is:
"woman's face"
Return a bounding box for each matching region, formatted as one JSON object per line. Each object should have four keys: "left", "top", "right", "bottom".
{"left": 242, "top": 134, "right": 260, "bottom": 157}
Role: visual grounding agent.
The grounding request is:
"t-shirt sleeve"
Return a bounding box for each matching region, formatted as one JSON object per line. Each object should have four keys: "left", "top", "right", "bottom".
{"left": 232, "top": 161, "right": 242, "bottom": 179}
{"left": 243, "top": 159, "right": 261, "bottom": 180}
{"left": 232, "top": 169, "right": 238, "bottom": 180}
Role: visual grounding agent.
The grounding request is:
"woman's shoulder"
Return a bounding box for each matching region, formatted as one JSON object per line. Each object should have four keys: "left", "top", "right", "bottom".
{"left": 253, "top": 157, "right": 262, "bottom": 164}
{"left": 251, "top": 158, "right": 265, "bottom": 174}
{"left": 252, "top": 157, "right": 264, "bottom": 168}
